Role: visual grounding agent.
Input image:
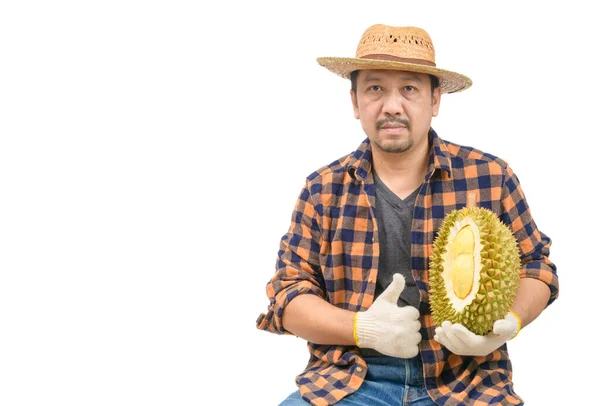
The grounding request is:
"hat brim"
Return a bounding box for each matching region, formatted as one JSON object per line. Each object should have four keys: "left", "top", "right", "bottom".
{"left": 316, "top": 57, "right": 472, "bottom": 94}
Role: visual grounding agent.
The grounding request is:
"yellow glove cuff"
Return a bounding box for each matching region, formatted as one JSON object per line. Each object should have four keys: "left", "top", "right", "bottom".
{"left": 353, "top": 312, "right": 360, "bottom": 346}
{"left": 509, "top": 309, "right": 522, "bottom": 339}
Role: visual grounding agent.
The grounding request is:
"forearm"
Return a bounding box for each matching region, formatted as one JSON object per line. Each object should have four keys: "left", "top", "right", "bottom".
{"left": 511, "top": 277, "right": 551, "bottom": 328}
{"left": 282, "top": 294, "right": 355, "bottom": 345}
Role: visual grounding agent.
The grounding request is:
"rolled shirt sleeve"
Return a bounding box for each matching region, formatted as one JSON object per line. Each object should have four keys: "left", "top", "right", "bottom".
{"left": 256, "top": 181, "right": 326, "bottom": 334}
{"left": 499, "top": 165, "right": 559, "bottom": 305}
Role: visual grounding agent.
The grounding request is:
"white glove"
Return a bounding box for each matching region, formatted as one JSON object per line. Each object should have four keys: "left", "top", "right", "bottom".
{"left": 433, "top": 311, "right": 520, "bottom": 357}
{"left": 354, "top": 274, "right": 421, "bottom": 358}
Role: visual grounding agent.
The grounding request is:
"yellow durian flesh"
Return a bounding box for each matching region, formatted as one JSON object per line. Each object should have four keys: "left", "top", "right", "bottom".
{"left": 451, "top": 226, "right": 475, "bottom": 299}
{"left": 429, "top": 207, "right": 521, "bottom": 335}
{"left": 452, "top": 226, "right": 475, "bottom": 256}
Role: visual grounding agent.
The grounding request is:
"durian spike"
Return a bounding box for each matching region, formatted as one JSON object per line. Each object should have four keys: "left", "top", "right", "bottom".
{"left": 466, "top": 191, "right": 478, "bottom": 208}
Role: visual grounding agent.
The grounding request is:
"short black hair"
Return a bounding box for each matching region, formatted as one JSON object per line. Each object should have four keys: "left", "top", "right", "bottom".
{"left": 350, "top": 70, "right": 440, "bottom": 95}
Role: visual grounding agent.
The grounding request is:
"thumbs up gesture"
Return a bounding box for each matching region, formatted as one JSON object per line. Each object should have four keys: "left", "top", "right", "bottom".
{"left": 355, "top": 274, "right": 422, "bottom": 358}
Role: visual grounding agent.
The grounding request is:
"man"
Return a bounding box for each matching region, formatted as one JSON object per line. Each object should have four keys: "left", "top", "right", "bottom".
{"left": 256, "top": 24, "right": 558, "bottom": 406}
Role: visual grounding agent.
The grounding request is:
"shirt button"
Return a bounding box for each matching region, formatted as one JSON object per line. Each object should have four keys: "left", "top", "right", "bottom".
{"left": 356, "top": 366, "right": 363, "bottom": 373}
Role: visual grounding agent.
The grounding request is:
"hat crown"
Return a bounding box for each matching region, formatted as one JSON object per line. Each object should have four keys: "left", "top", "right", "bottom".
{"left": 356, "top": 25, "right": 436, "bottom": 66}
{"left": 315, "top": 24, "right": 471, "bottom": 93}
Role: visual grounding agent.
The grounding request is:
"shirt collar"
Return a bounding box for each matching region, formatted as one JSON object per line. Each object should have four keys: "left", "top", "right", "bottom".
{"left": 347, "top": 128, "right": 452, "bottom": 181}
{"left": 428, "top": 128, "right": 452, "bottom": 177}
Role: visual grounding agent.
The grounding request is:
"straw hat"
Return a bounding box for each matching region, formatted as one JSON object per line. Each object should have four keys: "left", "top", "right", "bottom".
{"left": 317, "top": 25, "right": 472, "bottom": 94}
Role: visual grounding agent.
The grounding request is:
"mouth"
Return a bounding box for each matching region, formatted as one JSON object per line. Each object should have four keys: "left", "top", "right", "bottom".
{"left": 380, "top": 125, "right": 407, "bottom": 134}
{"left": 377, "top": 118, "right": 410, "bottom": 132}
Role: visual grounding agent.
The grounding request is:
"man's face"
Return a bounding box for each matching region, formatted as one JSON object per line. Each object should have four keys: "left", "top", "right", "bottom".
{"left": 351, "top": 69, "right": 441, "bottom": 154}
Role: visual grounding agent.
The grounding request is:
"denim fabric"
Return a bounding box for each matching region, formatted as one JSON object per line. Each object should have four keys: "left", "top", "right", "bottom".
{"left": 280, "top": 356, "right": 437, "bottom": 405}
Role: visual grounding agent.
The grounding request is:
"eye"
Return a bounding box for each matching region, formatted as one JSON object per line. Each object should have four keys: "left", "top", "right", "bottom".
{"left": 404, "top": 85, "right": 415, "bottom": 92}
{"left": 368, "top": 85, "right": 383, "bottom": 92}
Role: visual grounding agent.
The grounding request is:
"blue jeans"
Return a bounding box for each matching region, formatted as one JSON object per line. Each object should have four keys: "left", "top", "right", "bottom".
{"left": 280, "top": 356, "right": 437, "bottom": 405}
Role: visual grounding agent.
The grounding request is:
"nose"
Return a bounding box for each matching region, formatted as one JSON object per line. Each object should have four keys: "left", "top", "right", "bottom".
{"left": 381, "top": 90, "right": 405, "bottom": 116}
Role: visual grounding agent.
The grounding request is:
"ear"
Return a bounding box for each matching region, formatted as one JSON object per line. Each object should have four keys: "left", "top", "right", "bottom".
{"left": 432, "top": 87, "right": 441, "bottom": 117}
{"left": 351, "top": 90, "right": 359, "bottom": 119}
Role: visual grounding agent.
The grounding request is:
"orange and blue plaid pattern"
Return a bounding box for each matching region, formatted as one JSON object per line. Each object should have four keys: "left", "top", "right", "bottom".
{"left": 256, "top": 129, "right": 558, "bottom": 406}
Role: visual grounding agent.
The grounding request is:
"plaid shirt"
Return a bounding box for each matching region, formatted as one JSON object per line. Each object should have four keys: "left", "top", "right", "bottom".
{"left": 256, "top": 129, "right": 558, "bottom": 406}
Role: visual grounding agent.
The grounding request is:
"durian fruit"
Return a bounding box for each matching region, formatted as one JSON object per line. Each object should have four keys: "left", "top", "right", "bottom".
{"left": 429, "top": 193, "right": 521, "bottom": 335}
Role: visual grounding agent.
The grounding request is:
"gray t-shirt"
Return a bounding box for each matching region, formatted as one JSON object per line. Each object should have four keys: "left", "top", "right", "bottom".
{"left": 360, "top": 172, "right": 421, "bottom": 358}
{"left": 372, "top": 171, "right": 421, "bottom": 309}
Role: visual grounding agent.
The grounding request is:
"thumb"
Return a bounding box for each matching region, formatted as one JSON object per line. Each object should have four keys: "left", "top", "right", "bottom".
{"left": 378, "top": 273, "right": 405, "bottom": 303}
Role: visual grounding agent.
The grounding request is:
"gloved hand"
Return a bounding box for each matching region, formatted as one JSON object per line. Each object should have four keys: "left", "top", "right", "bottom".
{"left": 433, "top": 311, "right": 520, "bottom": 357}
{"left": 354, "top": 274, "right": 421, "bottom": 358}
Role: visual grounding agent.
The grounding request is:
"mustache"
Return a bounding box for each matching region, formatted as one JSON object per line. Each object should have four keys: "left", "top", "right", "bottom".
{"left": 376, "top": 118, "right": 410, "bottom": 130}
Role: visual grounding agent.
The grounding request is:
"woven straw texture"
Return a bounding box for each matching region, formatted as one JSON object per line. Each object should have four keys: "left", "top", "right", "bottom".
{"left": 317, "top": 25, "right": 472, "bottom": 93}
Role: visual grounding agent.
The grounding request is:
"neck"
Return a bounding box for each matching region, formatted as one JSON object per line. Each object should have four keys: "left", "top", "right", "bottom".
{"left": 371, "top": 138, "right": 430, "bottom": 199}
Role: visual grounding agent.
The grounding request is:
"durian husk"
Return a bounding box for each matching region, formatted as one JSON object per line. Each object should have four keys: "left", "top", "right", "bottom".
{"left": 429, "top": 206, "right": 521, "bottom": 335}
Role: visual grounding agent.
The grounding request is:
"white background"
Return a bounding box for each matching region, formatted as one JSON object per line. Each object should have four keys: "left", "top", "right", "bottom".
{"left": 0, "top": 1, "right": 596, "bottom": 405}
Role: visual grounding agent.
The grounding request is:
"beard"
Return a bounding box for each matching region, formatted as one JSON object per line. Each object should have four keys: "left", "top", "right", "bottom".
{"left": 372, "top": 137, "right": 413, "bottom": 153}
{"left": 373, "top": 117, "right": 412, "bottom": 153}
